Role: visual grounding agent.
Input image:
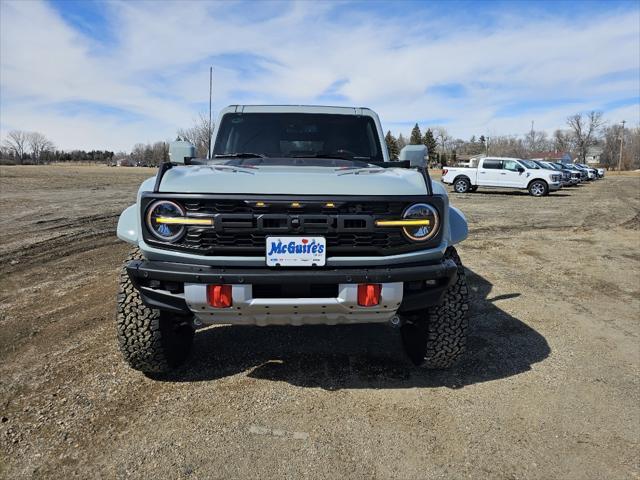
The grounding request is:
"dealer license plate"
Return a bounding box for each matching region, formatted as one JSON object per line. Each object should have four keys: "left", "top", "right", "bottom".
{"left": 266, "top": 236, "right": 326, "bottom": 267}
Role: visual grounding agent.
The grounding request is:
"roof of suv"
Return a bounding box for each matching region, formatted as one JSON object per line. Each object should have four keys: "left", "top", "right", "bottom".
{"left": 221, "top": 105, "right": 375, "bottom": 115}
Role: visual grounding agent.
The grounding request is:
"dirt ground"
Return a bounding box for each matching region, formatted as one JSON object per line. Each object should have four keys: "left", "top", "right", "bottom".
{"left": 1, "top": 165, "right": 638, "bottom": 479}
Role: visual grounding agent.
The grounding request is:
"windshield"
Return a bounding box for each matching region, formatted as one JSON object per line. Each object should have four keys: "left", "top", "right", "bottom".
{"left": 520, "top": 160, "right": 539, "bottom": 169}
{"left": 213, "top": 112, "right": 383, "bottom": 162}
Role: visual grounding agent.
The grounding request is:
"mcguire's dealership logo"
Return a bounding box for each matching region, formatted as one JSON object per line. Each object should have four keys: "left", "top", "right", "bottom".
{"left": 268, "top": 239, "right": 325, "bottom": 256}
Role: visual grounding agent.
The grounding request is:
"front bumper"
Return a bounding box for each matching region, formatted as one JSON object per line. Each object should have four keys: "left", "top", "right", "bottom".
{"left": 549, "top": 182, "right": 562, "bottom": 191}
{"left": 126, "top": 258, "right": 458, "bottom": 325}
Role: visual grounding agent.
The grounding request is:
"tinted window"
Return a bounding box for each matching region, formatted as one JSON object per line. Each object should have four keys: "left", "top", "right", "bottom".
{"left": 520, "top": 160, "right": 539, "bottom": 169}
{"left": 213, "top": 113, "right": 383, "bottom": 161}
{"left": 482, "top": 159, "right": 502, "bottom": 169}
{"left": 503, "top": 160, "right": 521, "bottom": 171}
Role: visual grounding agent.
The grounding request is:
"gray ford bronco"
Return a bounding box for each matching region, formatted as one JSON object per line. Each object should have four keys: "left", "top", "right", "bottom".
{"left": 116, "top": 105, "right": 469, "bottom": 374}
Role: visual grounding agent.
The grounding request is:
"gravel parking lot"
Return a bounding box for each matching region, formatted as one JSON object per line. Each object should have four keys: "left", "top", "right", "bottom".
{"left": 1, "top": 165, "right": 638, "bottom": 479}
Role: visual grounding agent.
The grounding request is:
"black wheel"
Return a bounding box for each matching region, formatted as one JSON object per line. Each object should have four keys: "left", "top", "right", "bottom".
{"left": 116, "top": 248, "right": 194, "bottom": 374}
{"left": 453, "top": 177, "right": 471, "bottom": 193}
{"left": 469, "top": 186, "right": 478, "bottom": 192}
{"left": 400, "top": 247, "right": 469, "bottom": 368}
{"left": 528, "top": 180, "right": 548, "bottom": 197}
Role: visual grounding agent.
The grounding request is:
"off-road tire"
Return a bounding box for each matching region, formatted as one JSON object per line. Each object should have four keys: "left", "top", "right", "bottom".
{"left": 453, "top": 177, "right": 471, "bottom": 193}
{"left": 400, "top": 247, "right": 469, "bottom": 368}
{"left": 116, "top": 248, "right": 194, "bottom": 374}
{"left": 528, "top": 180, "right": 548, "bottom": 197}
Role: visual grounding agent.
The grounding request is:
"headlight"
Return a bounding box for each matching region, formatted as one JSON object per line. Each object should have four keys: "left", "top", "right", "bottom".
{"left": 145, "top": 200, "right": 186, "bottom": 242}
{"left": 401, "top": 203, "right": 439, "bottom": 241}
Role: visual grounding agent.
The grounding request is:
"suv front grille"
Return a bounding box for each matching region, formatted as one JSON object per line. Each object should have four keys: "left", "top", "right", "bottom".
{"left": 142, "top": 195, "right": 444, "bottom": 257}
{"left": 182, "top": 229, "right": 407, "bottom": 255}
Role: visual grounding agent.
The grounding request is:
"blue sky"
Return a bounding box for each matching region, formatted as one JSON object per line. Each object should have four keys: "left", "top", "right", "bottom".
{"left": 1, "top": 0, "right": 639, "bottom": 151}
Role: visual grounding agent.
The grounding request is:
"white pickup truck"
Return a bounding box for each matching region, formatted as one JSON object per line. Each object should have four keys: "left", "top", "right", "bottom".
{"left": 442, "top": 157, "right": 562, "bottom": 197}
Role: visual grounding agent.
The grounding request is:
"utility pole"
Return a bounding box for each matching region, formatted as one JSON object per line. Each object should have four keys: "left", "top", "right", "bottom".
{"left": 618, "top": 120, "right": 625, "bottom": 172}
{"left": 529, "top": 120, "right": 535, "bottom": 154}
{"left": 208, "top": 66, "right": 213, "bottom": 159}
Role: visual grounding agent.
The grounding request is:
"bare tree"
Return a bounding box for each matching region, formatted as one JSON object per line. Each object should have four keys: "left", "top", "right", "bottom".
{"left": 130, "top": 143, "right": 146, "bottom": 166}
{"left": 485, "top": 135, "right": 527, "bottom": 158}
{"left": 603, "top": 125, "right": 640, "bottom": 171}
{"left": 553, "top": 129, "right": 573, "bottom": 154}
{"left": 566, "top": 111, "right": 604, "bottom": 163}
{"left": 450, "top": 138, "right": 465, "bottom": 153}
{"left": 151, "top": 141, "right": 169, "bottom": 166}
{"left": 600, "top": 125, "right": 622, "bottom": 168}
{"left": 2, "top": 130, "right": 29, "bottom": 163}
{"left": 433, "top": 126, "right": 451, "bottom": 153}
{"left": 27, "top": 132, "right": 55, "bottom": 163}
{"left": 627, "top": 127, "right": 640, "bottom": 171}
{"left": 177, "top": 112, "right": 213, "bottom": 158}
{"left": 524, "top": 129, "right": 550, "bottom": 154}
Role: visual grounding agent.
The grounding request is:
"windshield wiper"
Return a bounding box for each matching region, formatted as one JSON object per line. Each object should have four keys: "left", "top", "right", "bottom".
{"left": 213, "top": 152, "right": 267, "bottom": 158}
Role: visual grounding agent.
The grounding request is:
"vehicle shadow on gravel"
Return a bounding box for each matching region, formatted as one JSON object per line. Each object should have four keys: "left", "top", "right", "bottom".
{"left": 465, "top": 190, "right": 572, "bottom": 197}
{"left": 159, "top": 269, "right": 550, "bottom": 389}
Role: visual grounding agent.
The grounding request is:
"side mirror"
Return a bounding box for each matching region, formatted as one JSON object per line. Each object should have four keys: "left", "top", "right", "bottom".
{"left": 169, "top": 141, "right": 196, "bottom": 164}
{"left": 517, "top": 166, "right": 525, "bottom": 173}
{"left": 399, "top": 145, "right": 427, "bottom": 168}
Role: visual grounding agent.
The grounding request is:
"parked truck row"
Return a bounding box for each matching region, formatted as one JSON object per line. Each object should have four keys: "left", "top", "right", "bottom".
{"left": 441, "top": 156, "right": 604, "bottom": 197}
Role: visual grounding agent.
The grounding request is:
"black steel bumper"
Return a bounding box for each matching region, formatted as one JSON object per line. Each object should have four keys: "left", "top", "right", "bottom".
{"left": 126, "top": 258, "right": 458, "bottom": 315}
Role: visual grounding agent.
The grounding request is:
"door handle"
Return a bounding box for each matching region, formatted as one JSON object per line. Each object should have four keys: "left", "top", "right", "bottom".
{"left": 501, "top": 172, "right": 506, "bottom": 175}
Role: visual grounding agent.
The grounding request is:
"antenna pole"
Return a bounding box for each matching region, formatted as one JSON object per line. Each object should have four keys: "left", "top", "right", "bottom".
{"left": 208, "top": 66, "right": 213, "bottom": 159}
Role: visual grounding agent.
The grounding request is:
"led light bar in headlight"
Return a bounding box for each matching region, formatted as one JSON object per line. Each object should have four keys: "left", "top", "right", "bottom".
{"left": 375, "top": 219, "right": 431, "bottom": 227}
{"left": 155, "top": 217, "right": 213, "bottom": 226}
{"left": 402, "top": 203, "right": 439, "bottom": 241}
{"left": 375, "top": 203, "right": 439, "bottom": 242}
{"left": 145, "top": 200, "right": 191, "bottom": 242}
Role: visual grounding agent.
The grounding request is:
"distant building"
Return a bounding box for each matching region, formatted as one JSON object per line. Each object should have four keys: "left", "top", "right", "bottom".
{"left": 585, "top": 146, "right": 603, "bottom": 165}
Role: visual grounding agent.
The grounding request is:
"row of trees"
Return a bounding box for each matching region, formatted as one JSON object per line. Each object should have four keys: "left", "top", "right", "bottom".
{"left": 2, "top": 111, "right": 637, "bottom": 169}
{"left": 384, "top": 111, "right": 639, "bottom": 170}
{"left": 127, "top": 142, "right": 169, "bottom": 166}
{"left": 0, "top": 112, "right": 213, "bottom": 166}
{"left": 1, "top": 130, "right": 56, "bottom": 164}
{"left": 0, "top": 132, "right": 170, "bottom": 167}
